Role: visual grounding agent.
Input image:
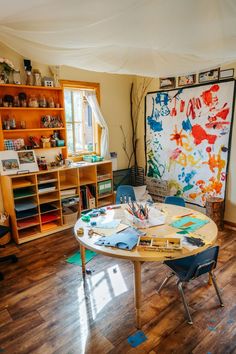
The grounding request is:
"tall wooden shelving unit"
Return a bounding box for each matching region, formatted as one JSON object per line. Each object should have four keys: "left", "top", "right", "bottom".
{"left": 1, "top": 161, "right": 113, "bottom": 244}
{"left": 0, "top": 83, "right": 114, "bottom": 244}
{"left": 0, "top": 83, "right": 67, "bottom": 158}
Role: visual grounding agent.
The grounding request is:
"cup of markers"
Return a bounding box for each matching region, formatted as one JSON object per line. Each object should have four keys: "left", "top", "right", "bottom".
{"left": 124, "top": 202, "right": 150, "bottom": 229}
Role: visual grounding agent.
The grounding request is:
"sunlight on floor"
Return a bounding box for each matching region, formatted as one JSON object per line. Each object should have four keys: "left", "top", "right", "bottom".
{"left": 77, "top": 264, "right": 128, "bottom": 351}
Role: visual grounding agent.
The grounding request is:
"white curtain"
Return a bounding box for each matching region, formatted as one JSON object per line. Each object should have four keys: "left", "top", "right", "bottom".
{"left": 83, "top": 91, "right": 110, "bottom": 160}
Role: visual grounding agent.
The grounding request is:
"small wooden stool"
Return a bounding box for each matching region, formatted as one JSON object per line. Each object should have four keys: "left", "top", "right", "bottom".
{"left": 205, "top": 197, "right": 224, "bottom": 231}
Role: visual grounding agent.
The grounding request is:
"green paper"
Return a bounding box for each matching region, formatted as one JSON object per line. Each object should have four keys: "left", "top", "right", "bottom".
{"left": 66, "top": 250, "right": 97, "bottom": 266}
{"left": 171, "top": 216, "right": 209, "bottom": 232}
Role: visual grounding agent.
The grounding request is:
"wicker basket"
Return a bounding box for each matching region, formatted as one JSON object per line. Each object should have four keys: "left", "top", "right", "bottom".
{"left": 62, "top": 206, "right": 78, "bottom": 225}
{"left": 0, "top": 213, "right": 11, "bottom": 245}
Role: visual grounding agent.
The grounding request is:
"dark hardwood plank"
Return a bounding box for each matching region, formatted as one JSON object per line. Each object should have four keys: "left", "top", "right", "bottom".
{"left": 0, "top": 228, "right": 235, "bottom": 353}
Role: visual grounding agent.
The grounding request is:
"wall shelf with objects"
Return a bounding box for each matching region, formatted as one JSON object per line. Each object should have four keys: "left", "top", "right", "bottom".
{"left": 1, "top": 161, "right": 113, "bottom": 244}
{"left": 0, "top": 83, "right": 67, "bottom": 159}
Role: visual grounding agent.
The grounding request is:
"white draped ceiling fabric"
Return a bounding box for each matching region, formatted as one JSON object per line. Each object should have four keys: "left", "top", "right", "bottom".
{"left": 0, "top": 0, "right": 236, "bottom": 77}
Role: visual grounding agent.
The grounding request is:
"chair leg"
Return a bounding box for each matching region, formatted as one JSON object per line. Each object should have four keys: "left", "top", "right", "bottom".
{"left": 157, "top": 272, "right": 175, "bottom": 294}
{"left": 209, "top": 272, "right": 224, "bottom": 307}
{"left": 177, "top": 281, "right": 193, "bottom": 325}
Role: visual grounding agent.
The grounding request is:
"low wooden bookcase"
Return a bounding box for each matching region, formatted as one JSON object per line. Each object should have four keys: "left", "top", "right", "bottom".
{"left": 1, "top": 161, "right": 113, "bottom": 244}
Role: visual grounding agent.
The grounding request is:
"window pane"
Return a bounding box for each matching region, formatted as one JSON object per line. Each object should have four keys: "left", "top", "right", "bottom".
{"left": 64, "top": 90, "right": 72, "bottom": 122}
{"left": 73, "top": 91, "right": 83, "bottom": 122}
{"left": 66, "top": 123, "right": 74, "bottom": 153}
{"left": 84, "top": 104, "right": 94, "bottom": 151}
{"left": 74, "top": 122, "right": 83, "bottom": 151}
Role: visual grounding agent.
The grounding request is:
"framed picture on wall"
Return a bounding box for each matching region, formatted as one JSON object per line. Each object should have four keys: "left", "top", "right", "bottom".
{"left": 159, "top": 77, "right": 176, "bottom": 89}
{"left": 198, "top": 68, "right": 219, "bottom": 83}
{"left": 17, "top": 150, "right": 39, "bottom": 172}
{"left": 219, "top": 68, "right": 234, "bottom": 79}
{"left": 178, "top": 74, "right": 196, "bottom": 87}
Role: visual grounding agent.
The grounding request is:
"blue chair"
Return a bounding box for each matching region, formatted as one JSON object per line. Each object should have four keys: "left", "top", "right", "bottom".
{"left": 165, "top": 196, "right": 185, "bottom": 207}
{"left": 116, "top": 185, "right": 136, "bottom": 204}
{"left": 157, "top": 246, "right": 223, "bottom": 324}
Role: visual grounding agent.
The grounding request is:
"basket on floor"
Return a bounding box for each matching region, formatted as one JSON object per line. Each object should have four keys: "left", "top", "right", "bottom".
{"left": 0, "top": 213, "right": 11, "bottom": 245}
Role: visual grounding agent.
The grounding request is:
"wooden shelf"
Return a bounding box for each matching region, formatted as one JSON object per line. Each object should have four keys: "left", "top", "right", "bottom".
{"left": 40, "top": 208, "right": 61, "bottom": 215}
{"left": 39, "top": 196, "right": 60, "bottom": 204}
{"left": 3, "top": 128, "right": 65, "bottom": 133}
{"left": 0, "top": 83, "right": 62, "bottom": 90}
{"left": 79, "top": 179, "right": 96, "bottom": 186}
{"left": 16, "top": 213, "right": 39, "bottom": 221}
{"left": 38, "top": 189, "right": 59, "bottom": 195}
{"left": 60, "top": 183, "right": 78, "bottom": 190}
{"left": 17, "top": 222, "right": 40, "bottom": 231}
{"left": 98, "top": 193, "right": 113, "bottom": 199}
{"left": 14, "top": 193, "right": 37, "bottom": 200}
{"left": 12, "top": 183, "right": 35, "bottom": 189}
{"left": 1, "top": 161, "right": 113, "bottom": 244}
{"left": 0, "top": 107, "right": 64, "bottom": 111}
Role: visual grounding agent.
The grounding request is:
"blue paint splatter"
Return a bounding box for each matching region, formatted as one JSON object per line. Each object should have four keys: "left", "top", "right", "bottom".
{"left": 156, "top": 92, "right": 170, "bottom": 106}
{"left": 147, "top": 117, "right": 163, "bottom": 132}
{"left": 184, "top": 171, "right": 196, "bottom": 184}
{"left": 182, "top": 118, "right": 192, "bottom": 132}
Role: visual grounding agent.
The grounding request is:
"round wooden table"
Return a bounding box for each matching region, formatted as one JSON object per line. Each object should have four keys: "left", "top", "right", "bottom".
{"left": 74, "top": 203, "right": 218, "bottom": 329}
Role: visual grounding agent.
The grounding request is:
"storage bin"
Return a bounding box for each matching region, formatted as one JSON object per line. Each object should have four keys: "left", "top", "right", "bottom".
{"left": 98, "top": 179, "right": 112, "bottom": 195}
{"left": 83, "top": 155, "right": 104, "bottom": 163}
{"left": 62, "top": 206, "right": 78, "bottom": 225}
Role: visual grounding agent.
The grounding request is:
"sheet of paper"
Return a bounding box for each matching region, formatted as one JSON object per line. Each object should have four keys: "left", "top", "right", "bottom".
{"left": 93, "top": 223, "right": 129, "bottom": 236}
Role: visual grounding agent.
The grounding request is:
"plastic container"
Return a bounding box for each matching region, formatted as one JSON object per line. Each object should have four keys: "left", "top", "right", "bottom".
{"left": 83, "top": 155, "right": 104, "bottom": 163}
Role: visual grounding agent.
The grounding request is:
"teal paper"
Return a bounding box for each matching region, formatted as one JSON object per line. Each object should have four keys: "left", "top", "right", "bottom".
{"left": 66, "top": 250, "right": 97, "bottom": 266}
{"left": 171, "top": 216, "right": 209, "bottom": 232}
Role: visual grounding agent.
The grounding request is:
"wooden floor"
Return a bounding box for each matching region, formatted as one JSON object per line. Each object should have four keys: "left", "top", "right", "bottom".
{"left": 0, "top": 228, "right": 235, "bottom": 354}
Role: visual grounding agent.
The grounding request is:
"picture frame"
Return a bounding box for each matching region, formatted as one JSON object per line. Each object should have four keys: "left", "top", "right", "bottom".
{"left": 159, "top": 77, "right": 176, "bottom": 89}
{"left": 0, "top": 150, "right": 39, "bottom": 175}
{"left": 198, "top": 68, "right": 219, "bottom": 83}
{"left": 0, "top": 151, "right": 20, "bottom": 175}
{"left": 17, "top": 150, "right": 39, "bottom": 173}
{"left": 178, "top": 74, "right": 196, "bottom": 87}
{"left": 219, "top": 68, "right": 234, "bottom": 79}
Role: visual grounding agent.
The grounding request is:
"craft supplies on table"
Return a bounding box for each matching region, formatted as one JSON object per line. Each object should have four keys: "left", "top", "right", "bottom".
{"left": 124, "top": 203, "right": 166, "bottom": 228}
{"left": 137, "top": 235, "right": 182, "bottom": 251}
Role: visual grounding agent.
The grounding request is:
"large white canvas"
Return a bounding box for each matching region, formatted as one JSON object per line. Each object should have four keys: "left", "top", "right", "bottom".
{"left": 145, "top": 80, "right": 235, "bottom": 207}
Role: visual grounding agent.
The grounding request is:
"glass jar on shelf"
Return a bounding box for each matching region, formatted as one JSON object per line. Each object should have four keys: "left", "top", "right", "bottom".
{"left": 39, "top": 95, "right": 47, "bottom": 108}
{"left": 13, "top": 70, "right": 21, "bottom": 84}
{"left": 28, "top": 95, "right": 39, "bottom": 108}
{"left": 48, "top": 97, "right": 55, "bottom": 108}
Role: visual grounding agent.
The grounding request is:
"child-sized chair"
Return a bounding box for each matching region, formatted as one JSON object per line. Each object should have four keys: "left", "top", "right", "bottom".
{"left": 116, "top": 185, "right": 136, "bottom": 204}
{"left": 157, "top": 246, "right": 223, "bottom": 324}
{"left": 164, "top": 196, "right": 185, "bottom": 207}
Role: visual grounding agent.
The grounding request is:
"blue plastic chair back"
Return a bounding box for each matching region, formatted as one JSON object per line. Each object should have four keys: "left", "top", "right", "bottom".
{"left": 165, "top": 246, "right": 219, "bottom": 281}
{"left": 165, "top": 196, "right": 185, "bottom": 207}
{"left": 116, "top": 185, "right": 136, "bottom": 204}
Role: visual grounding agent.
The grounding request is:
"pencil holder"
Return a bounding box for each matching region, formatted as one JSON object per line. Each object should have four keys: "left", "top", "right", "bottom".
{"left": 124, "top": 209, "right": 149, "bottom": 229}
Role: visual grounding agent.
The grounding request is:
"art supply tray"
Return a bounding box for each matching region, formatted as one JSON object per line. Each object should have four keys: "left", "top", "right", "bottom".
{"left": 137, "top": 236, "right": 182, "bottom": 251}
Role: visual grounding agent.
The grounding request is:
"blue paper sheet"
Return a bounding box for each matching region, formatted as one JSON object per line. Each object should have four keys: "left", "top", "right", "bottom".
{"left": 95, "top": 227, "right": 143, "bottom": 250}
{"left": 127, "top": 331, "right": 147, "bottom": 348}
{"left": 171, "top": 216, "right": 209, "bottom": 232}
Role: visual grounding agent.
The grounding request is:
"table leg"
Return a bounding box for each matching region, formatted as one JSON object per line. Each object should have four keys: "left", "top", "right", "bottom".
{"left": 133, "top": 261, "right": 142, "bottom": 329}
{"left": 208, "top": 272, "right": 213, "bottom": 285}
{"left": 80, "top": 245, "right": 86, "bottom": 275}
